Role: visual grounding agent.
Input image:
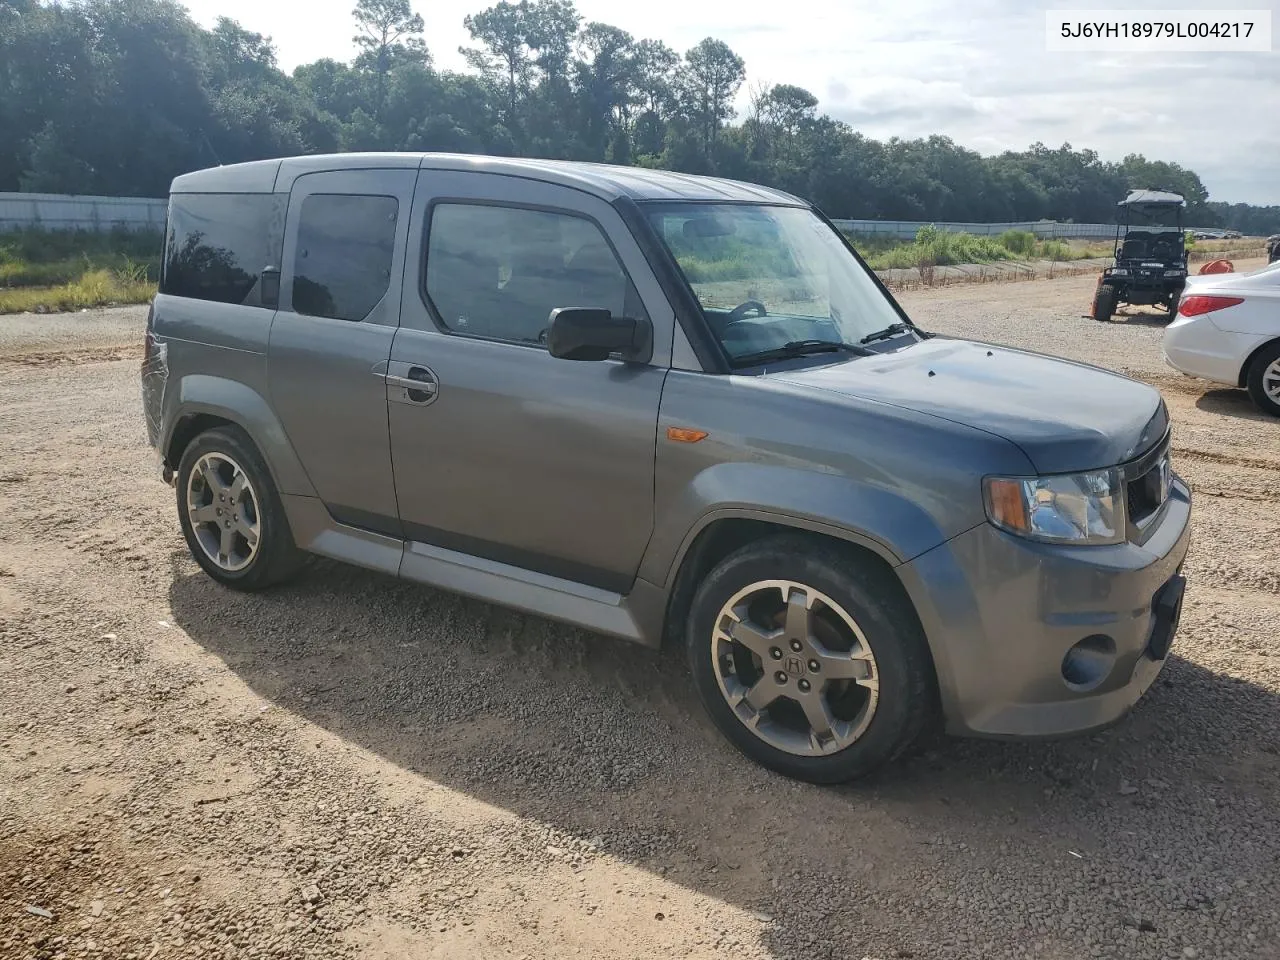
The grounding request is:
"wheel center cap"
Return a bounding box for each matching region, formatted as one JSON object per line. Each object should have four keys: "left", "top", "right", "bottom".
{"left": 783, "top": 655, "right": 807, "bottom": 678}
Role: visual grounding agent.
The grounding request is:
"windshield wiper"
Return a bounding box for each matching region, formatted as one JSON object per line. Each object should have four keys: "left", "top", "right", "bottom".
{"left": 731, "top": 339, "right": 874, "bottom": 367}
{"left": 858, "top": 322, "right": 916, "bottom": 344}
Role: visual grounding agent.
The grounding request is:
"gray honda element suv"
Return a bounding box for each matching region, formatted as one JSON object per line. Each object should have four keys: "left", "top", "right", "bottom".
{"left": 141, "top": 153, "right": 1191, "bottom": 784}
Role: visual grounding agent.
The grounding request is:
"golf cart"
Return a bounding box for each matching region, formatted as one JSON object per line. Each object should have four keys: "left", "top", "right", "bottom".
{"left": 1092, "top": 189, "right": 1188, "bottom": 322}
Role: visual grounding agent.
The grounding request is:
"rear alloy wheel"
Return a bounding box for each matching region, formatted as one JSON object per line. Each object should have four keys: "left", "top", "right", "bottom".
{"left": 176, "top": 426, "right": 303, "bottom": 590}
{"left": 687, "top": 535, "right": 935, "bottom": 784}
{"left": 1093, "top": 284, "right": 1116, "bottom": 322}
{"left": 186, "top": 451, "right": 261, "bottom": 573}
{"left": 1245, "top": 342, "right": 1280, "bottom": 417}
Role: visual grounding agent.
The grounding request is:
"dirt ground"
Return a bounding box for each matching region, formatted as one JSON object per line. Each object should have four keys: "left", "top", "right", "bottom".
{"left": 1, "top": 263, "right": 1277, "bottom": 960}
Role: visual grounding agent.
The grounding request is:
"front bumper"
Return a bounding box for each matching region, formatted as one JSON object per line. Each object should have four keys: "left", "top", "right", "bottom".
{"left": 898, "top": 478, "right": 1192, "bottom": 738}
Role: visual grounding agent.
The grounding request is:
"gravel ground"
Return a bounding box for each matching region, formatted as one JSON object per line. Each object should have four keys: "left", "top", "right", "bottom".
{"left": 1, "top": 264, "right": 1278, "bottom": 960}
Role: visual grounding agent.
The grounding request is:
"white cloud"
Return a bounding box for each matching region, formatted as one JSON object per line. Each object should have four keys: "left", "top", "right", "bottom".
{"left": 181, "top": 0, "right": 1280, "bottom": 204}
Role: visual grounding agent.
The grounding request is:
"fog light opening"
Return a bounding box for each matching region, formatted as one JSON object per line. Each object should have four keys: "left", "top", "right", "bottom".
{"left": 1062, "top": 634, "right": 1117, "bottom": 692}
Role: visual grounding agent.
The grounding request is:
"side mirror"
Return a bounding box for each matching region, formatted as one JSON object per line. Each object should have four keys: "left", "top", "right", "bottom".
{"left": 547, "top": 307, "right": 652, "bottom": 363}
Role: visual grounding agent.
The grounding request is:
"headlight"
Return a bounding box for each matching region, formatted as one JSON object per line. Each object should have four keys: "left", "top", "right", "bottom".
{"left": 1110, "top": 268, "right": 1129, "bottom": 277}
{"left": 1164, "top": 269, "right": 1185, "bottom": 277}
{"left": 983, "top": 468, "right": 1124, "bottom": 545}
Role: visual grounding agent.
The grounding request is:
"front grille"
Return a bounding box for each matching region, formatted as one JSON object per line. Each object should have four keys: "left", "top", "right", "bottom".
{"left": 1126, "top": 445, "right": 1171, "bottom": 527}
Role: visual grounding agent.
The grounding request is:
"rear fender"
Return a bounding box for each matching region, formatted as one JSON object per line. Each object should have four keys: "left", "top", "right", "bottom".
{"left": 165, "top": 374, "right": 316, "bottom": 497}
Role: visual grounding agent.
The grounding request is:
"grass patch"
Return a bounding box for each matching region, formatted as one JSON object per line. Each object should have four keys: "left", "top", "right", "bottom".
{"left": 0, "top": 226, "right": 161, "bottom": 269}
{"left": 845, "top": 225, "right": 1107, "bottom": 270}
{"left": 0, "top": 266, "right": 155, "bottom": 315}
{"left": 0, "top": 252, "right": 161, "bottom": 288}
{"left": 0, "top": 226, "right": 161, "bottom": 314}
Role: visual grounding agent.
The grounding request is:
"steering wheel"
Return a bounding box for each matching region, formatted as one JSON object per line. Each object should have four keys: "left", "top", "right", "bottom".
{"left": 727, "top": 300, "right": 768, "bottom": 322}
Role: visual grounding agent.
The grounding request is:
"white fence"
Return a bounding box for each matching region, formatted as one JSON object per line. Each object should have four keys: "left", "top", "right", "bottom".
{"left": 0, "top": 192, "right": 167, "bottom": 232}
{"left": 828, "top": 218, "right": 1214, "bottom": 240}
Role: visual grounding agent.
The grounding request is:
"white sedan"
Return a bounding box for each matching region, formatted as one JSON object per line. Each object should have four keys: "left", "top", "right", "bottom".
{"left": 1163, "top": 261, "right": 1280, "bottom": 415}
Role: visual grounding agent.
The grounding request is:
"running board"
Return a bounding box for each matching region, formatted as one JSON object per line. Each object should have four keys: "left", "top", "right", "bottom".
{"left": 399, "top": 540, "right": 646, "bottom": 643}
{"left": 280, "top": 495, "right": 648, "bottom": 644}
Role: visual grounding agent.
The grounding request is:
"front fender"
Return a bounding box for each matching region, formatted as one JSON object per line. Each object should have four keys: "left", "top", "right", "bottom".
{"left": 637, "top": 461, "right": 951, "bottom": 587}
{"left": 166, "top": 373, "right": 316, "bottom": 498}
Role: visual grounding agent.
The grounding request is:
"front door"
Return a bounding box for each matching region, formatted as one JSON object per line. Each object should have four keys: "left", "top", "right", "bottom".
{"left": 389, "top": 169, "right": 674, "bottom": 594}
{"left": 268, "top": 168, "right": 416, "bottom": 535}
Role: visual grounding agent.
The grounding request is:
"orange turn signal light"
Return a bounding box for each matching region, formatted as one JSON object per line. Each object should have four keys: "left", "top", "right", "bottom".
{"left": 666, "top": 426, "right": 708, "bottom": 444}
{"left": 984, "top": 477, "right": 1029, "bottom": 533}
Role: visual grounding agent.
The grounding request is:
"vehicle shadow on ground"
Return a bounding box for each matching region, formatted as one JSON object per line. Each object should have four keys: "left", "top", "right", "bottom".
{"left": 1106, "top": 309, "right": 1174, "bottom": 328}
{"left": 168, "top": 560, "right": 1280, "bottom": 958}
{"left": 1195, "top": 388, "right": 1270, "bottom": 421}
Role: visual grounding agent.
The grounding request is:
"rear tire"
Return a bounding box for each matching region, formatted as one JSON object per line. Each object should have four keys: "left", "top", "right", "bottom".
{"left": 1245, "top": 342, "right": 1280, "bottom": 418}
{"left": 176, "top": 426, "right": 304, "bottom": 590}
{"left": 1093, "top": 284, "right": 1116, "bottom": 322}
{"left": 685, "top": 534, "right": 936, "bottom": 784}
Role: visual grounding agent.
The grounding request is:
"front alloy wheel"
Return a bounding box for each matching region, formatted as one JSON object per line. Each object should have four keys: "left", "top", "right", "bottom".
{"left": 712, "top": 580, "right": 879, "bottom": 756}
{"left": 686, "top": 535, "right": 936, "bottom": 784}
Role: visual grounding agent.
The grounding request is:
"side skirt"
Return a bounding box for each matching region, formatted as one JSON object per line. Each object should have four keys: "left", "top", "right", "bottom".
{"left": 281, "top": 494, "right": 662, "bottom": 646}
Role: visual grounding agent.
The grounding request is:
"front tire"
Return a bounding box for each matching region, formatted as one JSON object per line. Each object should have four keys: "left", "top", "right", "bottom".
{"left": 1245, "top": 342, "right": 1280, "bottom": 417}
{"left": 686, "top": 535, "right": 935, "bottom": 784}
{"left": 176, "top": 426, "right": 303, "bottom": 590}
{"left": 1093, "top": 283, "right": 1116, "bottom": 322}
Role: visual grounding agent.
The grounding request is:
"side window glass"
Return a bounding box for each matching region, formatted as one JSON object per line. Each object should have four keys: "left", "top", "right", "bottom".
{"left": 292, "top": 194, "right": 398, "bottom": 322}
{"left": 424, "top": 203, "right": 643, "bottom": 345}
{"left": 160, "top": 194, "right": 285, "bottom": 306}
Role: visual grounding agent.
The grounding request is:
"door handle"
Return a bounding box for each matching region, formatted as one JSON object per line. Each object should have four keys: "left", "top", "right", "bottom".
{"left": 382, "top": 364, "right": 438, "bottom": 404}
{"left": 385, "top": 373, "right": 437, "bottom": 395}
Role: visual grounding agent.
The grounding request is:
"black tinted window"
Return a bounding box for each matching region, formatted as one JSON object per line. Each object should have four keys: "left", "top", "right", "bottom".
{"left": 425, "top": 203, "right": 642, "bottom": 344}
{"left": 292, "top": 194, "right": 398, "bottom": 322}
{"left": 160, "top": 193, "right": 286, "bottom": 306}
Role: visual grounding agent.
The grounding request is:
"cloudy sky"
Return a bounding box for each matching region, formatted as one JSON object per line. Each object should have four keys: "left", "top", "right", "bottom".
{"left": 183, "top": 0, "right": 1280, "bottom": 205}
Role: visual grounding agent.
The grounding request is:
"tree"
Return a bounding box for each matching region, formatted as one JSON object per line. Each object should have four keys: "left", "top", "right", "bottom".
{"left": 631, "top": 39, "right": 679, "bottom": 157}
{"left": 462, "top": 1, "right": 535, "bottom": 130}
{"left": 678, "top": 38, "right": 745, "bottom": 164}
{"left": 575, "top": 22, "right": 637, "bottom": 161}
{"left": 2, "top": 0, "right": 1275, "bottom": 232}
{"left": 352, "top": 0, "right": 428, "bottom": 118}
{"left": 747, "top": 82, "right": 817, "bottom": 170}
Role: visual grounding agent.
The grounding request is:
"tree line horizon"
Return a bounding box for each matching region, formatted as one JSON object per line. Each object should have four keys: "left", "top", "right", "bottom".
{"left": 2, "top": 0, "right": 1277, "bottom": 234}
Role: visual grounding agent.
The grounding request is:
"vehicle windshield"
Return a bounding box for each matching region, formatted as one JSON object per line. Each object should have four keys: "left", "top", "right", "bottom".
{"left": 644, "top": 203, "right": 908, "bottom": 363}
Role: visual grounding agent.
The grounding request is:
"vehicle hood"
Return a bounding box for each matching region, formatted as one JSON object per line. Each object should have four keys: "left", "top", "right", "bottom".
{"left": 768, "top": 338, "right": 1167, "bottom": 474}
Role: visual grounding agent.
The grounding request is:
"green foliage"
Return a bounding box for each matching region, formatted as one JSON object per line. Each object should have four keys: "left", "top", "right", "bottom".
{"left": 0, "top": 267, "right": 155, "bottom": 314}
{"left": 842, "top": 227, "right": 1098, "bottom": 270}
{"left": 1036, "top": 239, "right": 1071, "bottom": 261}
{"left": 0, "top": 227, "right": 162, "bottom": 287}
{"left": 999, "top": 229, "right": 1037, "bottom": 256}
{"left": 1, "top": 0, "right": 1277, "bottom": 236}
{"left": 662, "top": 234, "right": 800, "bottom": 283}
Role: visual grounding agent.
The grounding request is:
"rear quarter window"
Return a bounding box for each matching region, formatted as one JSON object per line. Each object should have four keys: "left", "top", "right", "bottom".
{"left": 160, "top": 193, "right": 286, "bottom": 306}
{"left": 290, "top": 194, "right": 398, "bottom": 322}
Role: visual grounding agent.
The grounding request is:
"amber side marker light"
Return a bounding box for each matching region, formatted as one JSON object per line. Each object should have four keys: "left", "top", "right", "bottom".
{"left": 667, "top": 427, "right": 708, "bottom": 443}
{"left": 984, "top": 477, "right": 1030, "bottom": 534}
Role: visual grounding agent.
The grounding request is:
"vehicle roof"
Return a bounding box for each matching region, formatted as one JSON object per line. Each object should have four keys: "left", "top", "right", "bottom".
{"left": 1119, "top": 189, "right": 1186, "bottom": 207}
{"left": 169, "top": 152, "right": 807, "bottom": 205}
